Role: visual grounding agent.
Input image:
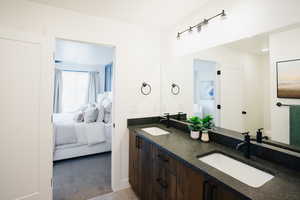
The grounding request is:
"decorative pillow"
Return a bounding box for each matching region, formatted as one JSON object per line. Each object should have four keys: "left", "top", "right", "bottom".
{"left": 73, "top": 111, "right": 84, "bottom": 122}
{"left": 84, "top": 107, "right": 99, "bottom": 123}
{"left": 103, "top": 111, "right": 112, "bottom": 123}
{"left": 79, "top": 104, "right": 88, "bottom": 112}
{"left": 102, "top": 98, "right": 112, "bottom": 113}
{"left": 97, "top": 104, "right": 105, "bottom": 122}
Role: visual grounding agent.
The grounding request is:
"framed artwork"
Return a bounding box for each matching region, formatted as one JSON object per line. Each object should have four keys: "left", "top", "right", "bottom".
{"left": 199, "top": 81, "right": 214, "bottom": 100}
{"left": 277, "top": 59, "right": 300, "bottom": 99}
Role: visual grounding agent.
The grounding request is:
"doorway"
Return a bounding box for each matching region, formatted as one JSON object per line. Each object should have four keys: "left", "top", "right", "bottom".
{"left": 193, "top": 59, "right": 219, "bottom": 125}
{"left": 52, "top": 39, "right": 115, "bottom": 200}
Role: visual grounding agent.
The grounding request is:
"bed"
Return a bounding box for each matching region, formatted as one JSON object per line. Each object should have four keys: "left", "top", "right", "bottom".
{"left": 53, "top": 113, "right": 111, "bottom": 161}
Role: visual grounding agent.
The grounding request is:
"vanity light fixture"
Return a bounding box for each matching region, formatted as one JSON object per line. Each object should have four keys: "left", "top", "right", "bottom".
{"left": 176, "top": 10, "right": 226, "bottom": 39}
{"left": 177, "top": 32, "right": 180, "bottom": 40}
{"left": 197, "top": 24, "right": 202, "bottom": 32}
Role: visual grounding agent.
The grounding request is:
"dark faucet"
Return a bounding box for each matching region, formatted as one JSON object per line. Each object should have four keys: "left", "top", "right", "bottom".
{"left": 177, "top": 112, "right": 183, "bottom": 120}
{"left": 236, "top": 132, "right": 251, "bottom": 158}
{"left": 160, "top": 113, "right": 171, "bottom": 128}
{"left": 255, "top": 128, "right": 269, "bottom": 143}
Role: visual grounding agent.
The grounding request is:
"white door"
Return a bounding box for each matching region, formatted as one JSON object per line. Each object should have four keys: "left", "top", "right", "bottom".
{"left": 0, "top": 29, "right": 53, "bottom": 200}
{"left": 218, "top": 67, "right": 245, "bottom": 132}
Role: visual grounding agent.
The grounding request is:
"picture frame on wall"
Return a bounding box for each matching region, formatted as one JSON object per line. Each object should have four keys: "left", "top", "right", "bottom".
{"left": 277, "top": 59, "right": 300, "bottom": 99}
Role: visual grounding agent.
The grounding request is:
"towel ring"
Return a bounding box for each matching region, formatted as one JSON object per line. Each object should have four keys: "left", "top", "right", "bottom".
{"left": 171, "top": 83, "right": 180, "bottom": 95}
{"left": 141, "top": 82, "right": 151, "bottom": 95}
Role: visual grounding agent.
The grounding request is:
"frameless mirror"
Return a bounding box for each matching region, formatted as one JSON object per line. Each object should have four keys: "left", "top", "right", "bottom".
{"left": 160, "top": 23, "right": 300, "bottom": 152}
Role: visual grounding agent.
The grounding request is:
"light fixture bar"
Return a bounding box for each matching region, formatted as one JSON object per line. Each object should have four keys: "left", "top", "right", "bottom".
{"left": 177, "top": 10, "right": 226, "bottom": 39}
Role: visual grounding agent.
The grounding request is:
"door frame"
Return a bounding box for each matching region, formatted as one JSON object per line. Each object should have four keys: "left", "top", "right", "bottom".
{"left": 51, "top": 37, "right": 118, "bottom": 194}
{"left": 0, "top": 27, "right": 53, "bottom": 200}
{"left": 193, "top": 59, "right": 220, "bottom": 127}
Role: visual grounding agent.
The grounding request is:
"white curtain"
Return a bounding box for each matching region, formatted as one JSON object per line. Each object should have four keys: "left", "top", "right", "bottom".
{"left": 87, "top": 72, "right": 100, "bottom": 104}
{"left": 53, "top": 69, "right": 63, "bottom": 113}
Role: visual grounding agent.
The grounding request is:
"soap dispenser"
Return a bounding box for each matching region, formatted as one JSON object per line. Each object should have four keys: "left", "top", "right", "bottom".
{"left": 256, "top": 128, "right": 264, "bottom": 143}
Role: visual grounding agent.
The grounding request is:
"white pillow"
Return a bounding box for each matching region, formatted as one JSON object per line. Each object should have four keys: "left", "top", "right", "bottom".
{"left": 84, "top": 107, "right": 99, "bottom": 123}
{"left": 102, "top": 98, "right": 112, "bottom": 113}
{"left": 103, "top": 111, "right": 112, "bottom": 123}
{"left": 73, "top": 111, "right": 84, "bottom": 122}
{"left": 97, "top": 104, "right": 105, "bottom": 122}
{"left": 79, "top": 104, "right": 88, "bottom": 112}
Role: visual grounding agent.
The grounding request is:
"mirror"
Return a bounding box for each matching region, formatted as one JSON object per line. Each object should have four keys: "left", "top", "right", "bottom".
{"left": 161, "top": 24, "right": 300, "bottom": 152}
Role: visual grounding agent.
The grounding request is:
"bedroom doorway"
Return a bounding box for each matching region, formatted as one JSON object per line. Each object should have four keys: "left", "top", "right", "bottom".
{"left": 52, "top": 39, "right": 115, "bottom": 200}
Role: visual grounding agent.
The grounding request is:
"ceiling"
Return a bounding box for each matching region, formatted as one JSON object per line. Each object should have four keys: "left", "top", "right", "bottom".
{"left": 28, "top": 0, "right": 210, "bottom": 28}
{"left": 223, "top": 34, "right": 269, "bottom": 56}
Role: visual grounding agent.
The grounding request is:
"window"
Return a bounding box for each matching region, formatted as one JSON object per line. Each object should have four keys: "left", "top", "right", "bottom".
{"left": 61, "top": 71, "right": 89, "bottom": 113}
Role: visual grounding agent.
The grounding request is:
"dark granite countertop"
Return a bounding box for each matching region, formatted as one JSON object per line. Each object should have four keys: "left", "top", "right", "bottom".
{"left": 128, "top": 123, "right": 300, "bottom": 200}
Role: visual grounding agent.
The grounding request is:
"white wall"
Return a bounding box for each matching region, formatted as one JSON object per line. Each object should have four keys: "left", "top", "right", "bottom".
{"left": 55, "top": 39, "right": 114, "bottom": 66}
{"left": 0, "top": 0, "right": 161, "bottom": 194}
{"left": 269, "top": 27, "right": 300, "bottom": 143}
{"left": 242, "top": 53, "right": 266, "bottom": 134}
{"left": 167, "top": 0, "right": 300, "bottom": 56}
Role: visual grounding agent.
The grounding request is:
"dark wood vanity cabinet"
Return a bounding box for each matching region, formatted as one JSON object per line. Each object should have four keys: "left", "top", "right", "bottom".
{"left": 129, "top": 131, "right": 243, "bottom": 200}
{"left": 129, "top": 131, "right": 154, "bottom": 200}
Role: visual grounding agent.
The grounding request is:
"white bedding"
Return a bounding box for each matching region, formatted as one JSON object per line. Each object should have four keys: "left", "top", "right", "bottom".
{"left": 53, "top": 113, "right": 111, "bottom": 147}
{"left": 53, "top": 113, "right": 77, "bottom": 145}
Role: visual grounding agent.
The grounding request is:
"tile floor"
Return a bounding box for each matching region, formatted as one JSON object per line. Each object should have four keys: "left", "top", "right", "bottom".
{"left": 89, "top": 188, "right": 138, "bottom": 200}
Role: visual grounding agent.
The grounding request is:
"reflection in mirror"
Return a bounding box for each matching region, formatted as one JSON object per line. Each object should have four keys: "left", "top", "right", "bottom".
{"left": 161, "top": 24, "right": 300, "bottom": 152}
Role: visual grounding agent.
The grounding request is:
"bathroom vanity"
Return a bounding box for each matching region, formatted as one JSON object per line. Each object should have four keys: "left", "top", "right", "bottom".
{"left": 128, "top": 118, "right": 300, "bottom": 200}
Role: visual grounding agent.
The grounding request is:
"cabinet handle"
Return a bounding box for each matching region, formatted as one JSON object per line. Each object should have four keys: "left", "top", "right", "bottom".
{"left": 135, "top": 136, "right": 139, "bottom": 148}
{"left": 157, "top": 154, "right": 169, "bottom": 162}
{"left": 156, "top": 178, "right": 168, "bottom": 189}
{"left": 135, "top": 136, "right": 142, "bottom": 149}
{"left": 160, "top": 180, "right": 168, "bottom": 189}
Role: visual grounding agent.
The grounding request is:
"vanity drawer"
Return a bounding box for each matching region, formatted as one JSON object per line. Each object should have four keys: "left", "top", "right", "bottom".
{"left": 154, "top": 148, "right": 178, "bottom": 175}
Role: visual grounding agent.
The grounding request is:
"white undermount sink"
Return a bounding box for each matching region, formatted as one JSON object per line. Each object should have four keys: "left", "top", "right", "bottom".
{"left": 198, "top": 153, "right": 274, "bottom": 188}
{"left": 141, "top": 127, "right": 170, "bottom": 136}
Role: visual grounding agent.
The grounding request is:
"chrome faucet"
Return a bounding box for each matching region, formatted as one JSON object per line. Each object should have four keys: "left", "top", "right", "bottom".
{"left": 160, "top": 113, "right": 171, "bottom": 128}
{"left": 236, "top": 132, "right": 251, "bottom": 159}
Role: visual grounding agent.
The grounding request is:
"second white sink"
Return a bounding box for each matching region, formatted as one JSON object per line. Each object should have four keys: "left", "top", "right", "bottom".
{"left": 141, "top": 127, "right": 170, "bottom": 136}
{"left": 199, "top": 153, "right": 274, "bottom": 188}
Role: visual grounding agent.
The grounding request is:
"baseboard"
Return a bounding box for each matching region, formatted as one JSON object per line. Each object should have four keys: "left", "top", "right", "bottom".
{"left": 112, "top": 178, "right": 130, "bottom": 192}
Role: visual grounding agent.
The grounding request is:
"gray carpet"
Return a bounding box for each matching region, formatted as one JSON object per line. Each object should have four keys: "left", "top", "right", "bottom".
{"left": 53, "top": 152, "right": 112, "bottom": 200}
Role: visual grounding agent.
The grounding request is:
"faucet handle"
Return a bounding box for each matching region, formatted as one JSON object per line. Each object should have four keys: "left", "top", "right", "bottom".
{"left": 163, "top": 113, "right": 170, "bottom": 117}
{"left": 258, "top": 128, "right": 264, "bottom": 131}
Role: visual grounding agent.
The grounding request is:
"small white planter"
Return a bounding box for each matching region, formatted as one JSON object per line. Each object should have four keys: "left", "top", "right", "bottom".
{"left": 201, "top": 130, "right": 210, "bottom": 142}
{"left": 190, "top": 131, "right": 200, "bottom": 139}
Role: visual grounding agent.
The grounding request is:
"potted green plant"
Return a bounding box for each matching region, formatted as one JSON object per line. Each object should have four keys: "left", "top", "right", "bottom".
{"left": 200, "top": 115, "right": 214, "bottom": 142}
{"left": 187, "top": 116, "right": 202, "bottom": 139}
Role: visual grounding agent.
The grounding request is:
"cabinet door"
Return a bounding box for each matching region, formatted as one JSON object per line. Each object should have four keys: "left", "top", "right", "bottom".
{"left": 129, "top": 131, "right": 140, "bottom": 196}
{"left": 140, "top": 137, "right": 153, "bottom": 200}
{"left": 214, "top": 185, "right": 244, "bottom": 200}
{"left": 152, "top": 145, "right": 178, "bottom": 200}
{"left": 164, "top": 169, "right": 177, "bottom": 200}
{"left": 177, "top": 162, "right": 205, "bottom": 200}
